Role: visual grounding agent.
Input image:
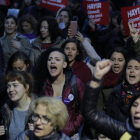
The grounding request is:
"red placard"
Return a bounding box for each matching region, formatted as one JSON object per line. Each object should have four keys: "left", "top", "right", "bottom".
{"left": 40, "top": 0, "right": 69, "bottom": 13}
{"left": 0, "top": 0, "right": 10, "bottom": 6}
{"left": 82, "top": 1, "right": 110, "bottom": 25}
{"left": 121, "top": 5, "right": 140, "bottom": 35}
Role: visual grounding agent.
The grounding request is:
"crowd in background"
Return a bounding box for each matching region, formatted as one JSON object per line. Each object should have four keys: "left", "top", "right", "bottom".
{"left": 0, "top": 0, "right": 140, "bottom": 140}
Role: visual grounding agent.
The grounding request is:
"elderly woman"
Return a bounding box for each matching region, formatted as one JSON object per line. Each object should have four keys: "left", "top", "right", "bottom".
{"left": 16, "top": 97, "right": 71, "bottom": 140}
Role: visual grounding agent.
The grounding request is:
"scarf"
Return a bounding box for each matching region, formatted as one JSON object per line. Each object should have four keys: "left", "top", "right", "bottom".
{"left": 121, "top": 81, "right": 140, "bottom": 105}
{"left": 103, "top": 70, "right": 121, "bottom": 87}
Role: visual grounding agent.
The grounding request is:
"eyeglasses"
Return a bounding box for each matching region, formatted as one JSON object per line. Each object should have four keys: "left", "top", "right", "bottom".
{"left": 32, "top": 114, "right": 50, "bottom": 125}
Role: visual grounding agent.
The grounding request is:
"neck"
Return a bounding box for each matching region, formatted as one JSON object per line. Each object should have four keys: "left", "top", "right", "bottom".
{"left": 14, "top": 94, "right": 31, "bottom": 111}
{"left": 6, "top": 32, "right": 16, "bottom": 38}
{"left": 42, "top": 36, "right": 51, "bottom": 43}
{"left": 51, "top": 73, "right": 65, "bottom": 85}
{"left": 70, "top": 60, "right": 75, "bottom": 67}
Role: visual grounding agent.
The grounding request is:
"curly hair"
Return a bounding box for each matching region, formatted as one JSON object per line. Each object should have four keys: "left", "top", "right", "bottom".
{"left": 34, "top": 48, "right": 70, "bottom": 95}
{"left": 37, "top": 16, "right": 62, "bottom": 43}
{"left": 18, "top": 14, "right": 37, "bottom": 33}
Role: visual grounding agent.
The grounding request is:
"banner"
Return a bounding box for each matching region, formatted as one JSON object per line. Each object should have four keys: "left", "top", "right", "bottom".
{"left": 40, "top": 0, "right": 69, "bottom": 13}
{"left": 83, "top": 1, "right": 110, "bottom": 25}
{"left": 121, "top": 5, "right": 140, "bottom": 35}
{"left": 0, "top": 0, "right": 10, "bottom": 6}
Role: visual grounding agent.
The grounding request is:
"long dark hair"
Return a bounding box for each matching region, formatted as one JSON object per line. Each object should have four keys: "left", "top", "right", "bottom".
{"left": 37, "top": 16, "right": 62, "bottom": 43}
{"left": 61, "top": 38, "right": 84, "bottom": 61}
{"left": 34, "top": 48, "right": 70, "bottom": 94}
{"left": 119, "top": 57, "right": 140, "bottom": 83}
{"left": 6, "top": 51, "right": 32, "bottom": 74}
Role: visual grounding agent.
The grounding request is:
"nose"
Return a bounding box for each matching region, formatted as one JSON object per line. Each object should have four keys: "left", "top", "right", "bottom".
{"left": 40, "top": 27, "right": 44, "bottom": 32}
{"left": 51, "top": 59, "right": 55, "bottom": 63}
{"left": 114, "top": 60, "right": 118, "bottom": 65}
{"left": 36, "top": 118, "right": 42, "bottom": 125}
{"left": 8, "top": 86, "right": 14, "bottom": 92}
{"left": 130, "top": 68, "right": 134, "bottom": 73}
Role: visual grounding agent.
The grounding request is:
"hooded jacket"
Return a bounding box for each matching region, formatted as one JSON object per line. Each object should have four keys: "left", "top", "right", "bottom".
{"left": 44, "top": 69, "right": 85, "bottom": 137}
{"left": 82, "top": 83, "right": 140, "bottom": 140}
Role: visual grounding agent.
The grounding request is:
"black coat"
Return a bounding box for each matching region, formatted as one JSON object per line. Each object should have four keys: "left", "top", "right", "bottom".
{"left": 106, "top": 83, "right": 128, "bottom": 122}
{"left": 81, "top": 83, "right": 140, "bottom": 140}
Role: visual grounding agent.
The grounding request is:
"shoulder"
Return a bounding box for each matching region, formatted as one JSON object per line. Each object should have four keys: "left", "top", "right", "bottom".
{"left": 60, "top": 133, "right": 71, "bottom": 140}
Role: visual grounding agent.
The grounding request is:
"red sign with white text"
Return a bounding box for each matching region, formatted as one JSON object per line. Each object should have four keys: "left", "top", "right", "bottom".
{"left": 83, "top": 1, "right": 110, "bottom": 25}
{"left": 121, "top": 5, "right": 140, "bottom": 35}
{"left": 40, "top": 0, "right": 69, "bottom": 13}
{"left": 0, "top": 0, "right": 10, "bottom": 6}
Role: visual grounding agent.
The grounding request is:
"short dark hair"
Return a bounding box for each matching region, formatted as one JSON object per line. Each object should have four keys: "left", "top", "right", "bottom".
{"left": 61, "top": 38, "right": 84, "bottom": 61}
{"left": 37, "top": 16, "right": 61, "bottom": 43}
{"left": 6, "top": 51, "right": 32, "bottom": 74}
{"left": 5, "top": 15, "right": 17, "bottom": 25}
{"left": 5, "top": 71, "right": 34, "bottom": 97}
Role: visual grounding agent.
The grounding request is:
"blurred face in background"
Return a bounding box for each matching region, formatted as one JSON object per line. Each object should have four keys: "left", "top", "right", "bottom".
{"left": 21, "top": 21, "right": 32, "bottom": 33}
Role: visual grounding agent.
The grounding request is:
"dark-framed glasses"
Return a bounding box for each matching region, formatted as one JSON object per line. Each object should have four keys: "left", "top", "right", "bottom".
{"left": 32, "top": 114, "right": 50, "bottom": 125}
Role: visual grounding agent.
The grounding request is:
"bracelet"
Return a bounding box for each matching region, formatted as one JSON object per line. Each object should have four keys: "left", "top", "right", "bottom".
{"left": 92, "top": 75, "right": 102, "bottom": 82}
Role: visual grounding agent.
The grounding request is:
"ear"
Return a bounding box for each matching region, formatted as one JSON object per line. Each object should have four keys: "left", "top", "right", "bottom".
{"left": 25, "top": 84, "right": 29, "bottom": 92}
{"left": 63, "top": 62, "right": 67, "bottom": 68}
{"left": 76, "top": 50, "right": 79, "bottom": 55}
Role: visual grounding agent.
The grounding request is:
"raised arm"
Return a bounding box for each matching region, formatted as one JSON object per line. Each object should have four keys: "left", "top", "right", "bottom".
{"left": 82, "top": 60, "right": 126, "bottom": 140}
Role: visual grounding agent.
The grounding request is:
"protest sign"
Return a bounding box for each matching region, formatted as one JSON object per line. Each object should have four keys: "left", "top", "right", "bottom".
{"left": 0, "top": 0, "right": 10, "bottom": 6}
{"left": 121, "top": 5, "right": 140, "bottom": 35}
{"left": 40, "top": 0, "right": 69, "bottom": 13}
{"left": 82, "top": 1, "right": 109, "bottom": 25}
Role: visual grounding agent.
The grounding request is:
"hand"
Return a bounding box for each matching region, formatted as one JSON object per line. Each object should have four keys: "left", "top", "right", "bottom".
{"left": 75, "top": 31, "right": 84, "bottom": 43}
{"left": 11, "top": 39, "right": 21, "bottom": 49}
{"left": 28, "top": 123, "right": 34, "bottom": 130}
{"left": 0, "top": 125, "right": 5, "bottom": 135}
{"left": 89, "top": 18, "right": 96, "bottom": 30}
{"left": 94, "top": 59, "right": 112, "bottom": 80}
{"left": 68, "top": 27, "right": 74, "bottom": 38}
{"left": 128, "top": 22, "right": 139, "bottom": 43}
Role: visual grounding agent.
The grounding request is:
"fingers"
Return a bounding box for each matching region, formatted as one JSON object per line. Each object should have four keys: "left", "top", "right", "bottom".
{"left": 96, "top": 59, "right": 112, "bottom": 70}
{"left": 0, "top": 126, "right": 5, "bottom": 135}
{"left": 28, "top": 123, "right": 34, "bottom": 130}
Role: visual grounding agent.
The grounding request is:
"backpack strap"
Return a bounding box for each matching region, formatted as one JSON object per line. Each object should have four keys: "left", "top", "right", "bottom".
{"left": 120, "top": 132, "right": 132, "bottom": 140}
{"left": 70, "top": 75, "right": 79, "bottom": 113}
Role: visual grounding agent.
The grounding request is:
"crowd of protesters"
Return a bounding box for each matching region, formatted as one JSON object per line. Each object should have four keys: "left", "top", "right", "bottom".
{"left": 0, "top": 0, "right": 140, "bottom": 140}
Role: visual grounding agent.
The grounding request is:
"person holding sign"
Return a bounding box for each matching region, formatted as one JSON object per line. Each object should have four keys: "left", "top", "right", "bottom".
{"left": 82, "top": 59, "right": 140, "bottom": 140}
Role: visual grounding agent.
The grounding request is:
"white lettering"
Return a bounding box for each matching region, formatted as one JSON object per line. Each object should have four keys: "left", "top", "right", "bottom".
{"left": 87, "top": 3, "right": 102, "bottom": 10}
{"left": 127, "top": 8, "right": 140, "bottom": 18}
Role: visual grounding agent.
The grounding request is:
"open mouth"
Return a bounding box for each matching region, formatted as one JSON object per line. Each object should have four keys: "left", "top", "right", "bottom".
{"left": 113, "top": 67, "right": 120, "bottom": 72}
{"left": 129, "top": 75, "right": 135, "bottom": 81}
{"left": 134, "top": 116, "right": 140, "bottom": 123}
{"left": 50, "top": 65, "right": 57, "bottom": 73}
{"left": 35, "top": 127, "right": 43, "bottom": 132}
{"left": 67, "top": 55, "right": 72, "bottom": 59}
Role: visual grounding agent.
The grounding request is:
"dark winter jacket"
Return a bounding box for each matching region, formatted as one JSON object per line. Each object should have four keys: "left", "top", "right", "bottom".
{"left": 0, "top": 44, "right": 4, "bottom": 73}
{"left": 107, "top": 32, "right": 135, "bottom": 57}
{"left": 71, "top": 61, "right": 92, "bottom": 86}
{"left": 16, "top": 130, "right": 71, "bottom": 140}
{"left": 44, "top": 69, "right": 85, "bottom": 137}
{"left": 106, "top": 83, "right": 127, "bottom": 122}
{"left": 82, "top": 83, "right": 140, "bottom": 140}
{"left": 0, "top": 94, "right": 38, "bottom": 140}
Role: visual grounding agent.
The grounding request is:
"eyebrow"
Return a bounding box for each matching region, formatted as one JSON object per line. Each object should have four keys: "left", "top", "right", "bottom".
{"left": 127, "top": 65, "right": 140, "bottom": 68}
